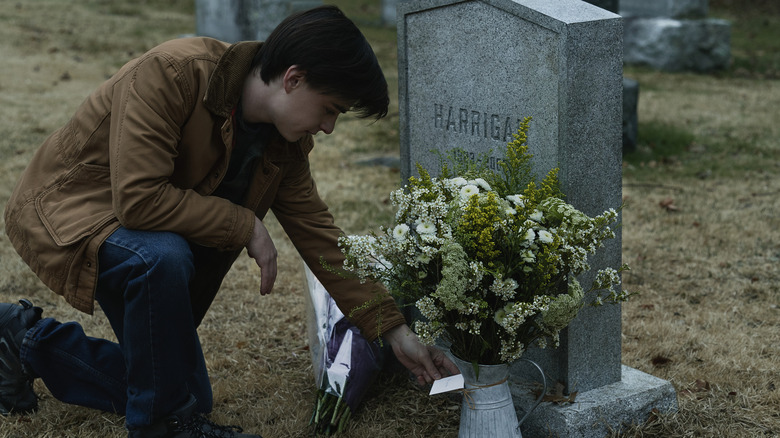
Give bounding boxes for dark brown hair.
[252,5,389,120]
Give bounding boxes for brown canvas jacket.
[4,37,403,341]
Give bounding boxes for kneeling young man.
[1,6,456,437]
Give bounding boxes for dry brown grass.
[1,1,778,437]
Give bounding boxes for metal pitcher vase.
[452,355,545,438]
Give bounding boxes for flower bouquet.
[338,117,631,366]
[305,266,391,436]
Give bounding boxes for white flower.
[448,177,468,186]
[490,277,518,300]
[460,184,479,200]
[420,233,440,244]
[393,224,410,241]
[494,308,507,324]
[416,296,440,320]
[416,222,436,235]
[530,210,543,222]
[470,178,492,191]
[416,253,431,264]
[413,320,441,345]
[538,230,554,244]
[506,194,525,207]
[594,267,620,289]
[468,320,481,335]
[524,229,535,244]
[505,206,517,215]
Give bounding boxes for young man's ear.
[282,65,306,93]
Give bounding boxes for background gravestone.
[582,0,640,152]
[621,0,731,72]
[381,0,404,26]
[397,1,676,436]
[622,77,639,151]
[195,0,321,43]
[621,0,708,18]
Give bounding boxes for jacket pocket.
[35,163,115,246]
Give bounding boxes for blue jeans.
[20,227,213,430]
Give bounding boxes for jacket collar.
[203,41,261,118]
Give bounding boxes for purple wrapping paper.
[324,318,387,412]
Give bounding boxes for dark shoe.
[0,299,42,415]
[129,395,262,438]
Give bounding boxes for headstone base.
[510,365,678,438]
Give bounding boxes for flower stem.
[337,408,352,434]
[330,393,343,426]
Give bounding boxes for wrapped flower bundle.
[306,267,391,435]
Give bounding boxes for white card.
[429,374,464,395]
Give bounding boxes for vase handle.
[516,358,547,427]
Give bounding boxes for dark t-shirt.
[212,102,269,205]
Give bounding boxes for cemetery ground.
[0,0,777,437]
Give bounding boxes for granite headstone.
[397,1,676,436]
[399,0,623,395]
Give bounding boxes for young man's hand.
[246,217,278,295]
[385,324,459,385]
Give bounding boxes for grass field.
[1,1,778,437]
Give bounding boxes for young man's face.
[242,66,351,142]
